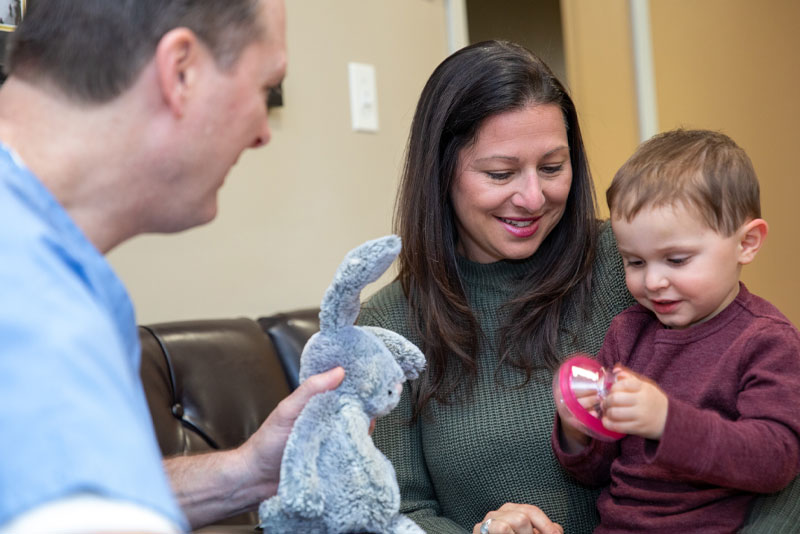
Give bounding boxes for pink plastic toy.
[552,354,625,441]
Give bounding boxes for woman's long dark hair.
[395,41,598,421]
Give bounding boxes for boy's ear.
[154,28,202,118]
[738,218,768,265]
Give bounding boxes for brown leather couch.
[139,309,320,533]
[139,310,800,534]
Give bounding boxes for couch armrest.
[139,318,291,458]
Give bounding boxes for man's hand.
[602,366,668,440]
[165,366,345,528]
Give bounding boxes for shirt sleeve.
[648,324,800,493]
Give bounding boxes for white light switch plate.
[348,62,379,132]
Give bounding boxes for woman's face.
[450,103,572,263]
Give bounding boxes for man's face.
[167,0,287,231]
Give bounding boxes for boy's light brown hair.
[606,129,761,236]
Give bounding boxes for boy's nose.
[644,268,669,292]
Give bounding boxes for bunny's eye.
[388,390,393,396]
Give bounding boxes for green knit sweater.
[359,222,800,534]
[358,223,632,534]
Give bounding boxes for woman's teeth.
[500,217,533,228]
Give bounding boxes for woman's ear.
[154,27,201,118]
[738,218,769,265]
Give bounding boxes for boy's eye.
[667,257,689,265]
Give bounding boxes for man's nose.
[251,116,272,148]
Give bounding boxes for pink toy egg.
[553,355,624,441]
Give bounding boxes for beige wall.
[108,0,449,324]
[562,0,800,326]
[650,0,800,326]
[111,0,799,327]
[560,0,639,210]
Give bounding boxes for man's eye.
[266,85,283,109]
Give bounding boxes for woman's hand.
[557,413,591,454]
[473,503,564,534]
[602,365,668,440]
[557,387,599,452]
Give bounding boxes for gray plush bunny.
[259,235,426,534]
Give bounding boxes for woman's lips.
[498,216,540,238]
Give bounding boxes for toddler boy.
[552,129,800,532]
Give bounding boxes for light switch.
[348,62,379,132]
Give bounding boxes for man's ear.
[154,28,202,117]
[738,218,768,265]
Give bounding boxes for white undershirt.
[0,494,182,534]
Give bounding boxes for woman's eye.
[486,171,512,180]
[540,164,563,175]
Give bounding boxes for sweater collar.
[455,253,538,288]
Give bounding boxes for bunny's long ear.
[319,235,401,332]
[363,326,426,380]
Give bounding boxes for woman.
[357,40,632,534]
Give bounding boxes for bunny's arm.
[362,326,426,380]
[277,390,338,516]
[341,400,393,479]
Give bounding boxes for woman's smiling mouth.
[498,216,540,237]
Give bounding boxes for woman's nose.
[511,173,545,211]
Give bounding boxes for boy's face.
[611,203,744,329]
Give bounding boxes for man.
[0,0,343,532]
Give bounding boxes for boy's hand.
[602,366,668,440]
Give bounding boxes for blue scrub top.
[0,144,187,530]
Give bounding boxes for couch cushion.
[257,308,320,390]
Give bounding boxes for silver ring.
[480,518,493,534]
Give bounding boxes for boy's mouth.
[651,299,679,314]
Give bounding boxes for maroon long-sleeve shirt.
[553,283,800,533]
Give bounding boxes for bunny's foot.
[387,514,425,534]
